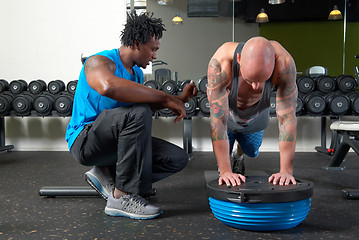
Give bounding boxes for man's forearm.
[278,117,297,174]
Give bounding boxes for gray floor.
[0,150,359,240]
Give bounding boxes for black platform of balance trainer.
[205,170,314,231]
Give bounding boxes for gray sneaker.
[105,193,162,220]
[231,153,245,175]
[85,166,115,200]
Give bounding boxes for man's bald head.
[240,37,275,88]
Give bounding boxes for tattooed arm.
[207,47,246,186]
[268,42,298,185]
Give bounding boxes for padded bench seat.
[328,120,359,199]
[330,121,359,132]
[328,121,359,168]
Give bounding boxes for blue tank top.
[65,48,144,150]
[227,43,275,134]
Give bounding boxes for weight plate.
[55,95,73,116]
[352,97,359,114]
[184,98,196,115]
[180,79,192,92]
[297,76,315,94]
[199,96,210,116]
[12,95,32,115]
[337,75,357,93]
[144,80,161,90]
[67,80,78,94]
[0,79,9,93]
[306,95,326,115]
[198,76,208,94]
[296,96,304,114]
[10,80,27,94]
[49,80,65,95]
[29,80,46,95]
[162,80,177,95]
[158,108,173,117]
[316,75,335,93]
[0,94,12,115]
[328,95,349,115]
[34,96,53,115]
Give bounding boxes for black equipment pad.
[207,176,313,204]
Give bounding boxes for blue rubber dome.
[206,175,313,231]
[209,197,311,231]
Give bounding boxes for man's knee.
[131,104,152,120]
[160,150,189,173]
[243,148,259,158]
[107,104,152,129]
[107,103,152,120]
[172,150,189,171]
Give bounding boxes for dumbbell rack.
[0,117,14,152]
[0,110,72,154]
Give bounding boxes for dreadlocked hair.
[120,11,166,47]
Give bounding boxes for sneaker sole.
[85,174,109,200]
[104,206,162,220]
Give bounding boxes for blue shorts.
[228,130,264,158]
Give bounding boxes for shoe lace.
[123,194,148,213]
[130,194,147,206]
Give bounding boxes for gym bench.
[327,121,359,199]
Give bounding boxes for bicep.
[275,58,298,116]
[85,55,117,94]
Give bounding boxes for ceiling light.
[172,13,183,25]
[256,8,269,23]
[269,0,285,4]
[328,5,343,20]
[157,0,172,5]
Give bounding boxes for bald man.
[207,36,297,186]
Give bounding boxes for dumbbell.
[162,80,178,95]
[54,92,73,116]
[316,75,336,93]
[296,95,305,116]
[12,91,34,116]
[0,92,13,116]
[67,80,78,95]
[34,92,55,116]
[336,74,357,93]
[158,108,173,117]
[269,92,276,116]
[144,80,161,90]
[346,92,359,115]
[198,76,208,94]
[29,79,47,95]
[198,95,210,116]
[184,98,197,116]
[0,79,9,93]
[303,92,326,116]
[10,79,28,95]
[296,76,315,94]
[48,80,65,95]
[180,79,192,92]
[324,92,350,116]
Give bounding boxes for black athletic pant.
[70,104,189,195]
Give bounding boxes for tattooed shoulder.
[207,58,229,89]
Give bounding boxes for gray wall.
[146,0,259,82]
